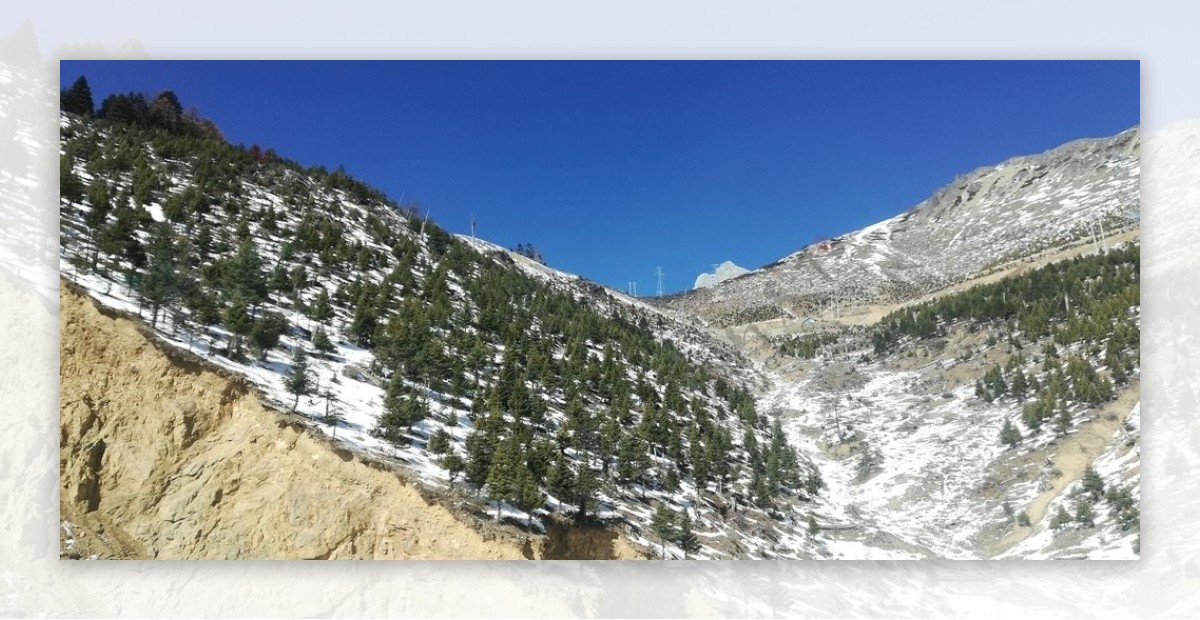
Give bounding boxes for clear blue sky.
[61,60,1139,294]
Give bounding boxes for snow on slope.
[660,128,1140,325]
[756,336,1139,560]
[58,113,830,559]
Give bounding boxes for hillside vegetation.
[58,82,824,559]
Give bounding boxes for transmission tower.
[470,214,477,240]
[655,266,664,297]
[628,281,638,296]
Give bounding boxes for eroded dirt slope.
[60,283,641,560]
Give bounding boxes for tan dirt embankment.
[59,283,641,560]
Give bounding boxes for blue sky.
[61,60,1139,294]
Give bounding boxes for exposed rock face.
[659,128,1140,326]
[693,261,750,290]
[59,284,642,560]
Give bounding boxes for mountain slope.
[56,86,1140,561]
[58,104,825,559]
[658,128,1139,327]
[651,129,1142,559]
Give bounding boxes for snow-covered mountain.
[659,128,1140,327]
[694,261,750,290]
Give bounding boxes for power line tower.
[628,281,638,296]
[655,266,664,297]
[470,214,477,240]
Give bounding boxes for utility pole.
[470,214,477,240]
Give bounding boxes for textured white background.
[2,2,1198,617]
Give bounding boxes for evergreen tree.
[752,467,773,507]
[1050,505,1073,530]
[515,468,546,530]
[1074,501,1096,528]
[60,155,85,204]
[149,90,184,132]
[546,452,576,508]
[378,377,427,437]
[285,346,311,412]
[140,222,180,328]
[663,467,680,494]
[1010,369,1028,401]
[223,296,253,358]
[223,239,268,308]
[651,503,678,559]
[442,454,466,486]
[311,326,336,356]
[574,460,599,519]
[61,75,94,116]
[464,430,494,489]
[1000,419,1023,449]
[310,287,334,322]
[427,428,452,455]
[251,311,288,360]
[1081,466,1105,502]
[1053,406,1072,437]
[676,512,700,558]
[486,436,526,520]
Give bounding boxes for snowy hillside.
[655,128,1142,560]
[58,107,833,560]
[659,128,1139,326]
[56,82,1140,561]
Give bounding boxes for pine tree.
[676,512,700,558]
[1074,501,1096,528]
[1054,406,1072,437]
[574,459,599,519]
[223,296,253,358]
[486,436,530,521]
[310,288,334,322]
[427,428,452,455]
[546,452,576,508]
[140,222,180,328]
[651,503,678,559]
[311,326,336,356]
[752,467,773,507]
[60,155,84,204]
[1050,505,1073,530]
[61,75,94,116]
[379,377,427,437]
[807,513,820,537]
[285,346,311,412]
[663,467,680,494]
[442,454,466,486]
[1081,466,1105,502]
[464,430,494,489]
[515,468,546,530]
[1010,369,1028,401]
[1000,419,1022,450]
[224,238,268,308]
